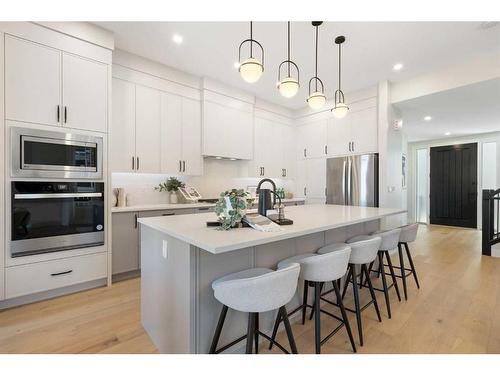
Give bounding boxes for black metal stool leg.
[280,306,298,354]
[378,252,392,319]
[246,312,255,354]
[385,251,401,301]
[254,313,259,354]
[363,264,382,322]
[301,280,309,324]
[269,308,282,350]
[351,264,363,346]
[398,243,408,300]
[309,282,324,321]
[404,242,420,289]
[314,282,321,354]
[342,265,352,300]
[333,280,357,353]
[209,305,228,354]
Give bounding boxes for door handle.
[134,214,138,228]
[304,187,307,196]
[262,167,265,175]
[179,160,182,172]
[57,105,60,123]
[64,106,68,123]
[132,156,135,170]
[325,145,328,155]
[136,157,140,171]
[182,160,186,172]
[348,142,351,152]
[352,141,355,152]
[51,270,73,277]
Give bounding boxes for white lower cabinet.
[5,252,107,299]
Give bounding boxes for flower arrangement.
[215,189,254,230]
[155,177,185,193]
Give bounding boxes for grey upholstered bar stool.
[396,223,420,300]
[269,243,356,354]
[209,263,300,354]
[365,228,402,319]
[337,236,382,346]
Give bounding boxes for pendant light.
[277,22,300,98]
[307,21,326,109]
[238,21,264,83]
[331,35,349,118]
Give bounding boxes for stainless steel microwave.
[11,127,103,179]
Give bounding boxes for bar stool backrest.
[212,263,300,313]
[346,236,382,264]
[399,223,419,243]
[371,228,401,251]
[300,247,351,282]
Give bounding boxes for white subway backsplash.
[112,159,296,206]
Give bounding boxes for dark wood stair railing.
[482,188,500,256]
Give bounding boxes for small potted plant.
[155,177,185,204]
[215,189,253,230]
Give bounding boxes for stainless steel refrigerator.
[326,153,379,207]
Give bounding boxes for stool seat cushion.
[212,268,273,288]
[399,223,419,243]
[277,253,316,270]
[316,242,351,254]
[371,228,401,251]
[212,263,300,313]
[345,235,382,265]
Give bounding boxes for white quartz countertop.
[111,198,305,213]
[138,204,406,254]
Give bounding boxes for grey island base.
[138,204,406,354]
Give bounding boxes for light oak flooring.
[1,224,499,354]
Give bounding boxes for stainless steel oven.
[11,181,105,257]
[11,127,103,179]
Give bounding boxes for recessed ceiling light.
[424,116,432,121]
[233,62,240,69]
[393,63,404,71]
[445,132,451,136]
[172,34,183,44]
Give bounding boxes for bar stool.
[396,223,420,300]
[209,263,300,354]
[269,244,356,354]
[365,228,402,319]
[338,236,382,346]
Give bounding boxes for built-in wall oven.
[11,181,105,257]
[11,127,103,179]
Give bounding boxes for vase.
[170,191,178,204]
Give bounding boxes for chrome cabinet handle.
[51,270,73,277]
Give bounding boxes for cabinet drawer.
[5,252,107,299]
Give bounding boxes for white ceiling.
[96,22,500,110]
[394,78,500,142]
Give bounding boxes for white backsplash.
[112,158,296,206]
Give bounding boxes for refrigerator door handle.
[346,157,352,205]
[342,159,347,205]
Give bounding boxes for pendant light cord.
[250,21,253,58]
[315,25,318,91]
[287,21,291,77]
[338,42,342,92]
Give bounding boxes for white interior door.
[62,53,108,132]
[160,92,183,174]
[181,97,203,175]
[135,85,161,173]
[110,78,136,172]
[5,36,61,126]
[350,106,378,154]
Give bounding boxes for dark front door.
[430,143,478,228]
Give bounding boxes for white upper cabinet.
[181,97,203,175]
[280,124,296,178]
[349,106,378,154]
[110,78,136,173]
[5,36,61,126]
[326,115,350,156]
[135,85,161,173]
[160,92,183,174]
[5,35,108,133]
[203,92,253,160]
[297,119,328,159]
[62,53,108,133]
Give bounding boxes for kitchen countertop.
[111,198,306,213]
[138,204,406,254]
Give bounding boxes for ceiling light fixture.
[172,34,183,44]
[277,22,300,98]
[393,63,404,71]
[238,21,264,83]
[424,116,432,121]
[331,35,349,118]
[307,21,326,110]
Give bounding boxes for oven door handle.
[14,193,103,199]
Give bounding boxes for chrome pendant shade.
[307,21,326,109]
[277,22,300,98]
[238,21,264,83]
[331,35,349,118]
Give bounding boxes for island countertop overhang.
[137,204,407,254]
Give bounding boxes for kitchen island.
[138,204,406,353]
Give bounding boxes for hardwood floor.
[1,224,499,354]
